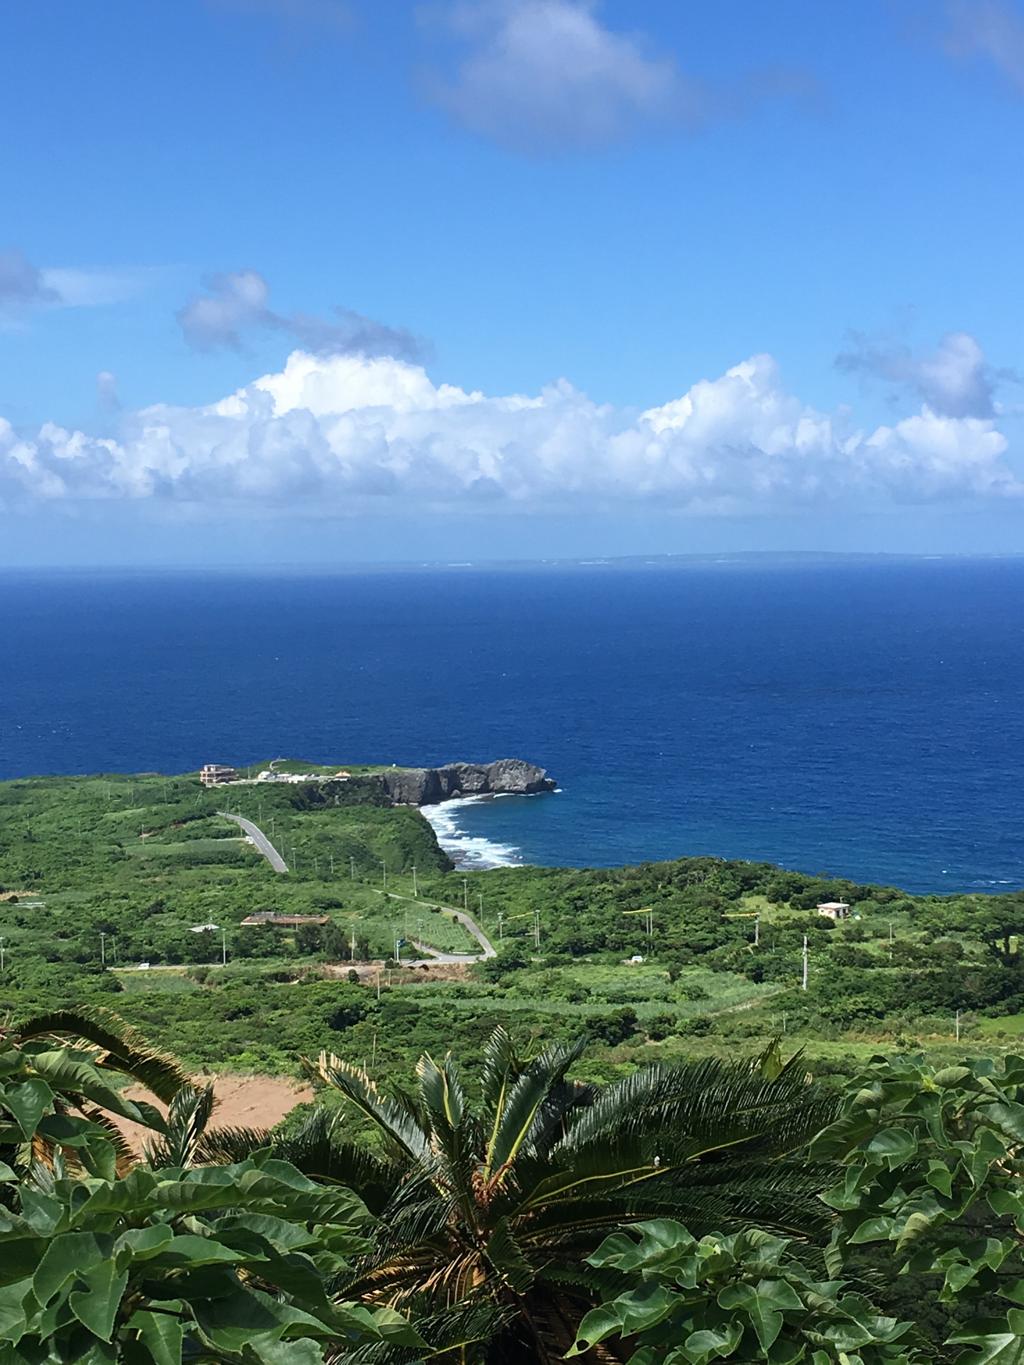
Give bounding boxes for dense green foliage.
[0,1017,423,1364]
[281,1031,835,1360]
[4,761,1024,1087]
[571,1221,917,1363]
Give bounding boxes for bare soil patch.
[116,1072,314,1155]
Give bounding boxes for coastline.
[420,795,527,870]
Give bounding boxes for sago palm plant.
[289,1028,838,1363]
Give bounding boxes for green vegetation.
[6,1011,1024,1361]
[4,762,1024,1086]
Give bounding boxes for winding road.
[371,889,497,962]
[218,812,289,873]
[215,813,492,962]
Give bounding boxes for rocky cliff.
[379,759,556,806]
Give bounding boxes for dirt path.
[116,1072,313,1154]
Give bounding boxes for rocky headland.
[378,759,556,806]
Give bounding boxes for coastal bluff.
[378,759,556,806]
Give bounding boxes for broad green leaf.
[3,1078,52,1138]
[985,1102,1024,1145]
[250,1335,325,1365]
[130,1310,184,1365]
[69,1260,129,1342]
[115,1225,175,1262]
[684,1321,744,1361]
[945,1331,1022,1365]
[571,1302,628,1352]
[33,1233,107,1306]
[0,1280,31,1344]
[147,1234,246,1268]
[865,1127,917,1167]
[848,1216,894,1244]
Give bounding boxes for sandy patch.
[117,1072,314,1155]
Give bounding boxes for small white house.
[817,901,851,921]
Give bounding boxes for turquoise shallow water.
[1,558,1022,893]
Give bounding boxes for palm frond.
[479,1024,520,1115]
[196,1123,273,1164]
[16,1006,190,1102]
[416,1053,479,1219]
[143,1083,215,1168]
[272,1108,400,1212]
[306,1052,431,1164]
[558,1054,835,1159]
[484,1036,588,1182]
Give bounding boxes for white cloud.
[177,269,423,360]
[836,331,999,418]
[943,0,1024,94]
[0,249,61,309]
[423,0,696,152]
[0,348,1018,515]
[177,270,271,351]
[96,371,120,411]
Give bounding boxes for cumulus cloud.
[422,0,701,152]
[177,271,271,350]
[96,371,120,411]
[0,248,61,309]
[835,331,1003,419]
[177,270,423,361]
[943,0,1024,93]
[0,348,1018,515]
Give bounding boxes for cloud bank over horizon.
[0,341,1018,519]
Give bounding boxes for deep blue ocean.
[1,559,1022,894]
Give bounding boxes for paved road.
[371,889,497,961]
[219,812,289,873]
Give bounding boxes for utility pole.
[222,930,227,966]
[330,853,335,876]
[350,923,357,959]
[0,938,5,973]
[754,914,760,948]
[382,860,388,890]
[801,935,809,992]
[463,879,469,912]
[534,908,541,949]
[889,921,894,962]
[100,932,106,967]
[955,1008,961,1042]
[498,912,504,941]
[412,865,418,898]
[478,890,484,921]
[350,856,356,880]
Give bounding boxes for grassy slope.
[2,762,1022,1084]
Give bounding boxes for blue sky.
[3,0,1024,564]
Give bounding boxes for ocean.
[1,558,1022,894]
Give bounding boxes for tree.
[290,1029,837,1363]
[0,1016,424,1363]
[810,1052,1024,1362]
[571,1220,917,1363]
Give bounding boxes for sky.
[2,0,1024,565]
